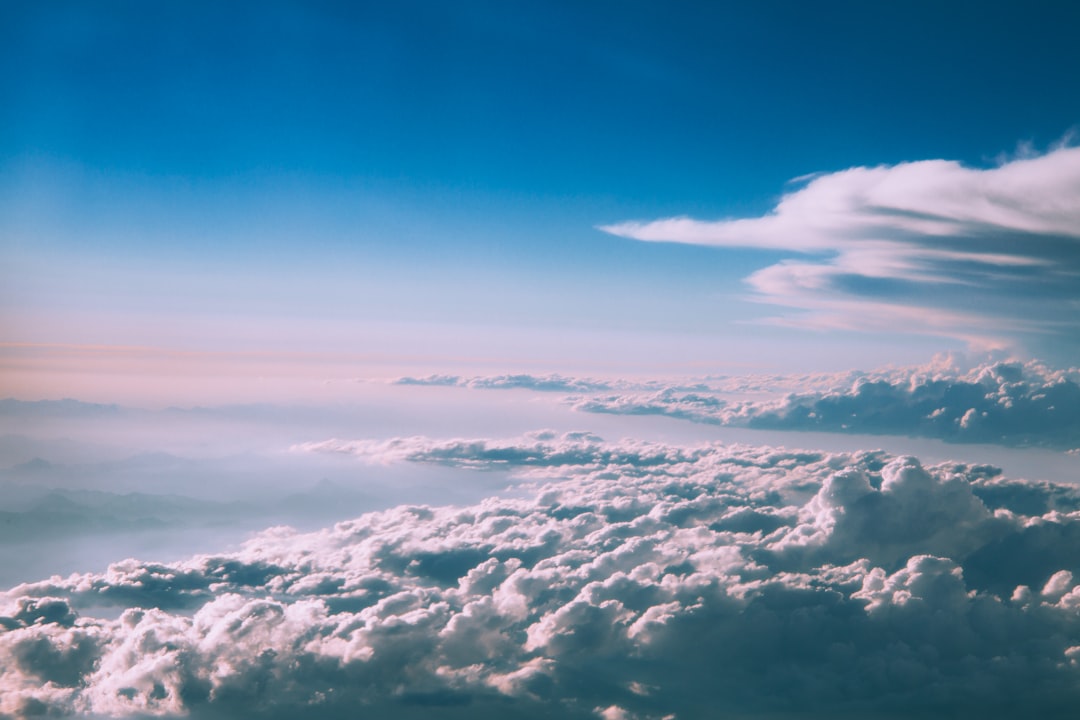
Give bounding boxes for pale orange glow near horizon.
[0,342,438,406]
[0,335,816,407]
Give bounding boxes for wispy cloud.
[392,374,622,392]
[600,145,1080,349]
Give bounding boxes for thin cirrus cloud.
[10,432,1080,717]
[599,144,1080,349]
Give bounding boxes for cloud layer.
[392,374,623,393]
[383,358,1080,450]
[8,432,1080,718]
[573,359,1080,449]
[601,145,1080,351]
[391,374,718,395]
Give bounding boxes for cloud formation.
[9,433,1080,718]
[600,145,1080,350]
[392,374,622,392]
[390,374,715,395]
[749,360,1080,447]
[573,359,1080,449]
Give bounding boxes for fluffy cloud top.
[573,359,1080,449]
[8,432,1080,718]
[382,358,1080,450]
[600,145,1080,350]
[749,360,1080,446]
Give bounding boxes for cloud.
[10,433,1080,717]
[379,356,1080,449]
[293,430,708,476]
[571,388,739,426]
[391,374,712,394]
[748,359,1080,447]
[572,358,1080,449]
[392,374,619,392]
[600,145,1080,351]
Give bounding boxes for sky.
[5,0,1080,401]
[3,2,1080,718]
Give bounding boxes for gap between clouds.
[600,144,1080,350]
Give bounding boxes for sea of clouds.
[6,430,1080,718]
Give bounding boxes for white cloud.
[601,146,1080,250]
[600,145,1080,350]
[571,358,1080,449]
[9,433,1080,717]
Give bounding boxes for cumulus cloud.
[10,432,1080,718]
[749,359,1080,446]
[600,145,1080,350]
[380,356,1080,449]
[573,358,1080,449]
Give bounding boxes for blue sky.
[5,0,1080,396]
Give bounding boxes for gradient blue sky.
[3,0,1080,401]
